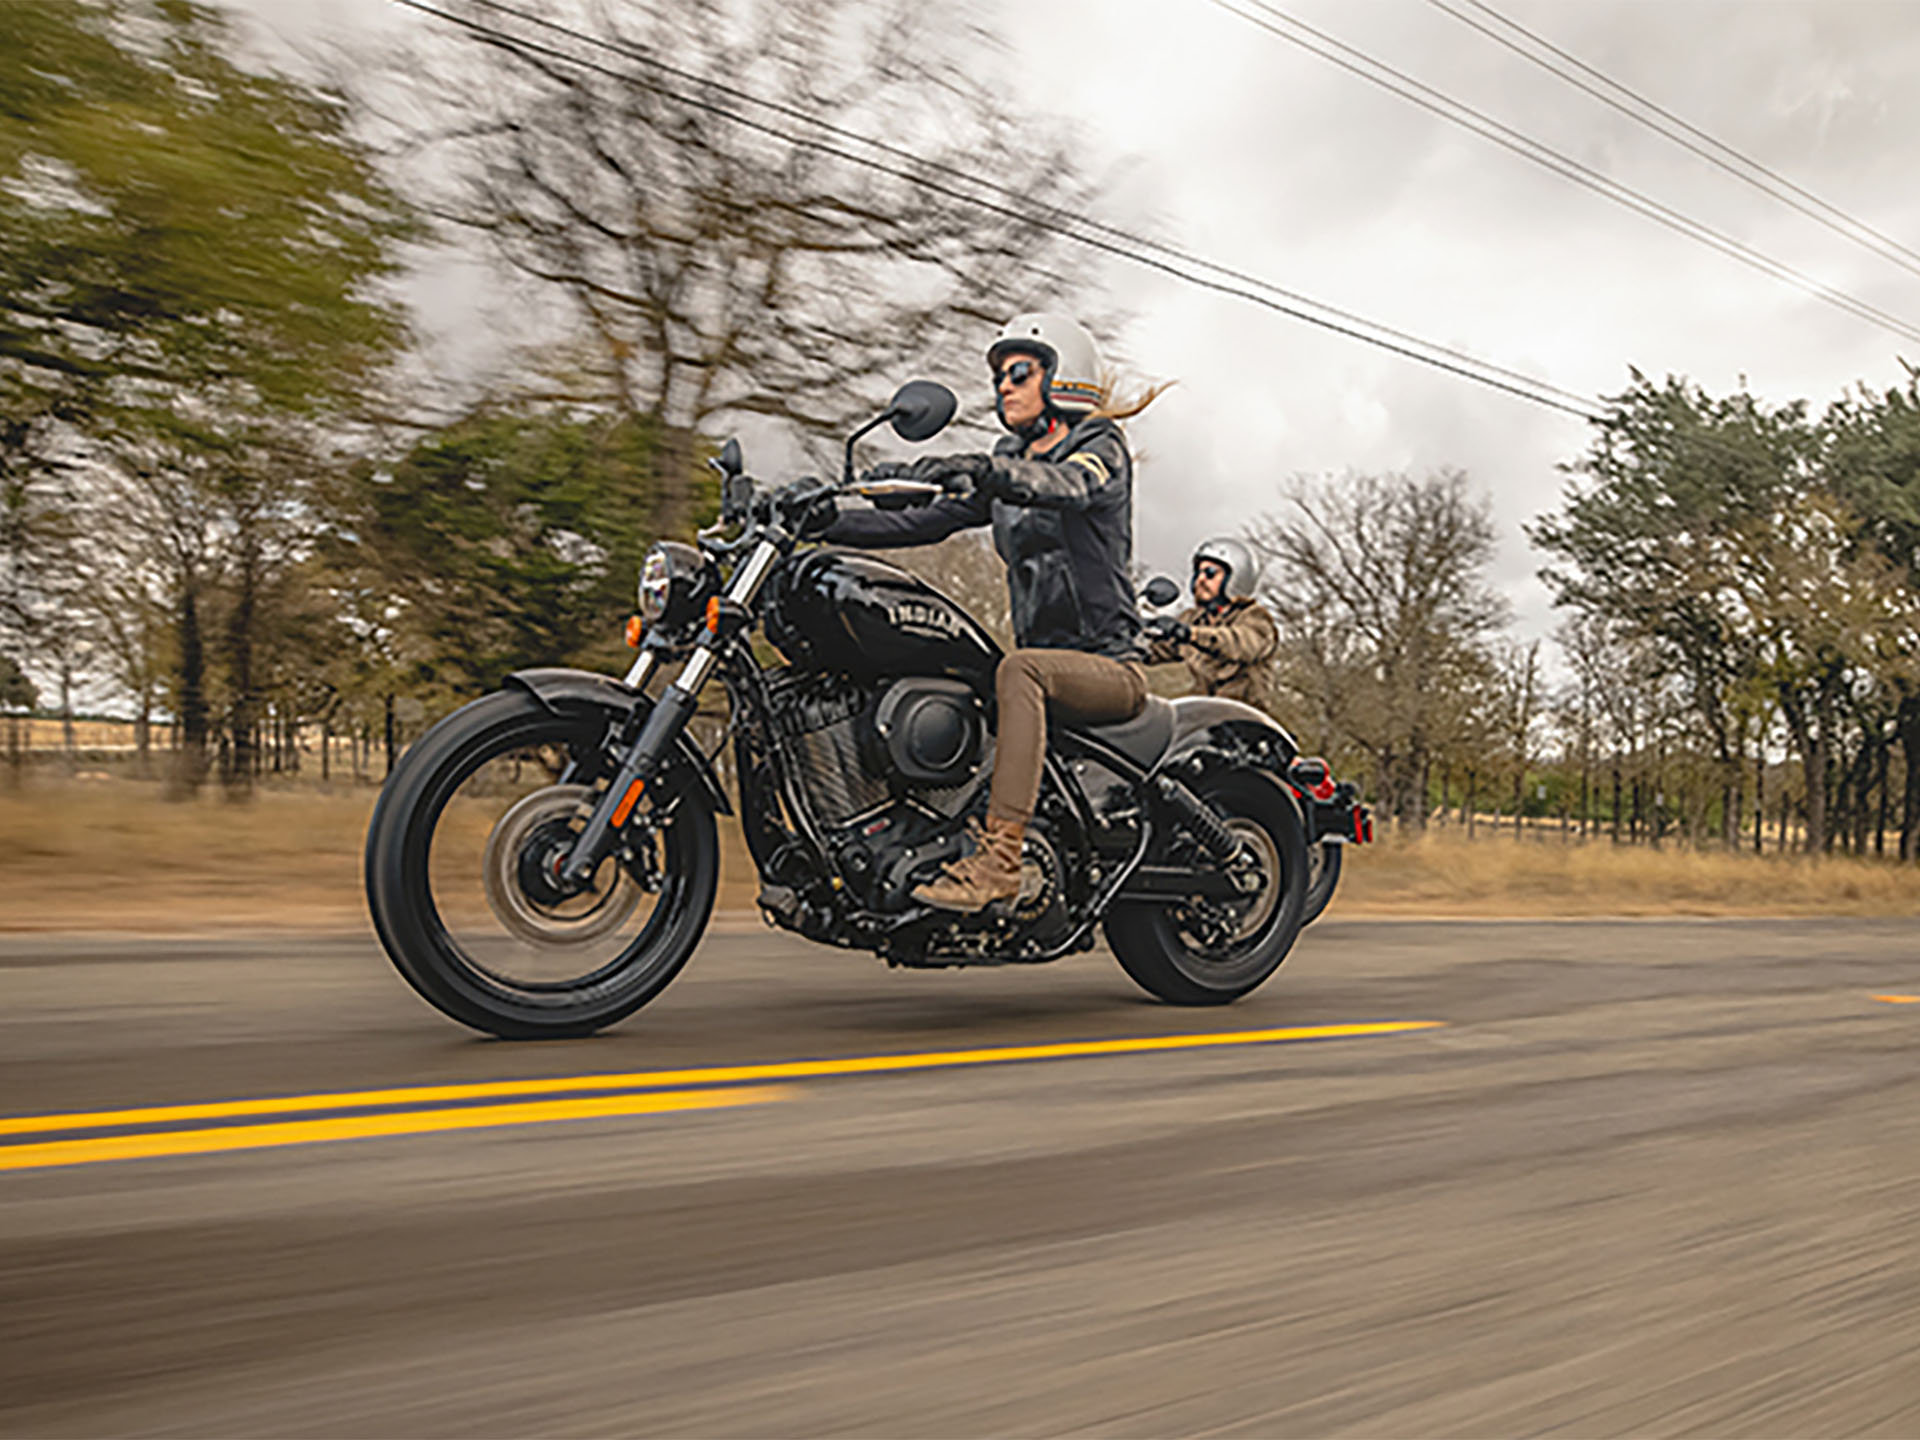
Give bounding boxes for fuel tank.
[764,548,1001,685]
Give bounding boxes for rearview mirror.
[887,380,957,443]
[1143,575,1181,608]
[709,437,743,478]
[722,472,754,522]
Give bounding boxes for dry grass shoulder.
[1,782,1914,934]
[1339,827,1920,917]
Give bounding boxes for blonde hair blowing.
[1090,371,1176,422]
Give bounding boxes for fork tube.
[561,539,782,887]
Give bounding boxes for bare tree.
[1252,469,1509,828]
[392,0,1104,534]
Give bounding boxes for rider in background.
[1144,537,1279,708]
[819,313,1164,913]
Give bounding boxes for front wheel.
[1103,770,1310,1006]
[365,689,718,1039]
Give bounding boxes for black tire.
[365,689,718,1039]
[1102,769,1310,1006]
[1302,840,1343,925]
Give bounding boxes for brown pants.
[989,648,1148,824]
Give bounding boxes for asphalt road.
[3,916,1918,1437]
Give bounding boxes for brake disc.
[481,784,643,948]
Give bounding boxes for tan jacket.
[1147,596,1279,706]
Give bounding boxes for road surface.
[3,917,1918,1437]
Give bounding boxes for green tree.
[1,0,419,793]
[1825,371,1920,857]
[1533,375,1811,846]
[337,404,711,698]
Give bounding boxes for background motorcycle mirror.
[709,437,743,478]
[886,380,957,442]
[1143,575,1181,609]
[721,471,754,522]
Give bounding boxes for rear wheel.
[1103,770,1309,1005]
[1302,839,1342,924]
[365,689,718,1039]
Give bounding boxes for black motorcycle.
[365,381,1369,1038]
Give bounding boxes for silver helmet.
[986,312,1104,422]
[1192,536,1261,599]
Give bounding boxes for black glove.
[907,452,997,492]
[860,461,913,483]
[1143,615,1191,645]
[795,489,839,539]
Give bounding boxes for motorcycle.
[365,380,1367,1039]
[1134,580,1372,927]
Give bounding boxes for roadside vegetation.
[7,777,1914,935]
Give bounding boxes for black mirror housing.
[887,380,957,443]
[1143,576,1181,609]
[722,472,754,521]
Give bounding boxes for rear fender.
[1158,696,1300,777]
[505,667,733,816]
[1153,696,1304,828]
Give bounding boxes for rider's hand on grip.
[906,452,995,494]
[793,487,839,539]
[1143,615,1190,644]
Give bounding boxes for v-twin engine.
[774,673,891,827]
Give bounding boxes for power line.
[392,0,1604,420]
[1204,0,1920,347]
[464,0,1584,408]
[1426,0,1920,283]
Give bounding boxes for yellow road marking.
[0,1086,791,1173]
[0,1022,1439,1139]
[1874,994,1920,1004]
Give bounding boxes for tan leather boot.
[913,816,1025,913]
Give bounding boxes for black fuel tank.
[764,549,1002,685]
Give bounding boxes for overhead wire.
[392,0,1604,420]
[1430,0,1920,282]
[1203,0,1920,347]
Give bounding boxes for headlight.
[638,549,672,623]
[636,541,717,631]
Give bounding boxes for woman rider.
[819,313,1160,912]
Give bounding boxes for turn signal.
[624,615,644,648]
[705,595,722,633]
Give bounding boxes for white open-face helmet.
[1193,537,1261,599]
[986,312,1104,421]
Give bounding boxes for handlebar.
[698,467,967,558]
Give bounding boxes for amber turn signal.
[624,615,644,648]
[705,595,722,633]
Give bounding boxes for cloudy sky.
[234,0,1920,639]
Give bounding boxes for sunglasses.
[995,358,1041,389]
[1195,562,1227,580]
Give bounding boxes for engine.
[766,670,992,911]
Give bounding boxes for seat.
[1069,695,1174,769]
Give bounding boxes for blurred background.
[5,0,1920,930]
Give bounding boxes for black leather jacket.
[822,417,1144,661]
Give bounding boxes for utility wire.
[1433,0,1920,281]
[393,0,1604,420]
[1205,0,1920,346]
[1429,0,1920,285]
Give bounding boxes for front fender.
[504,667,733,816]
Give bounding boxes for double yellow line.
[0,1021,1438,1173]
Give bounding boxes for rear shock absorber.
[1151,775,1241,861]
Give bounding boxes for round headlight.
[638,549,672,623]
[635,541,716,632]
